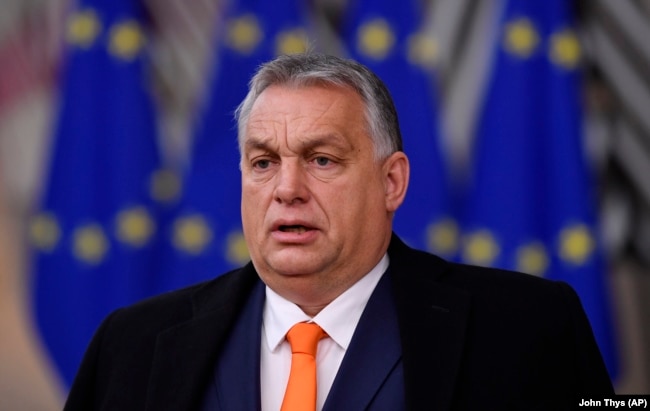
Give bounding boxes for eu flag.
[342,0,455,258]
[460,0,618,378]
[31,0,162,386]
[157,0,314,291]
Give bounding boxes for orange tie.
[280,322,326,411]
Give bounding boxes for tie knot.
[286,322,326,356]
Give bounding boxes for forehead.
[246,84,366,132]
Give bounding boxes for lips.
[279,225,309,234]
[271,220,318,243]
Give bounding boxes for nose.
[274,160,310,205]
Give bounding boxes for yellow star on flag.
[109,20,146,61]
[503,18,539,58]
[462,230,500,266]
[357,18,396,60]
[73,223,109,265]
[67,9,101,49]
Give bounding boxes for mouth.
[271,221,318,243]
[278,225,310,234]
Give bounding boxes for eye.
[314,156,331,167]
[253,159,271,169]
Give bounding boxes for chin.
[270,261,322,277]
[264,247,323,275]
[265,251,326,277]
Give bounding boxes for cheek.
[241,185,266,224]
[242,178,270,201]
[324,178,384,223]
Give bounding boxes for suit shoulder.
[106,265,254,333]
[392,234,556,283]
[389,235,572,306]
[445,260,564,292]
[439,258,576,313]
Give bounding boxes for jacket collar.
[388,234,471,410]
[144,263,260,411]
[323,270,402,410]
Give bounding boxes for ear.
[383,151,409,213]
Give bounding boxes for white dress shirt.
[260,254,389,411]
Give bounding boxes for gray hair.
[234,53,403,160]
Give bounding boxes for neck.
[298,303,327,317]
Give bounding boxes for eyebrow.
[244,137,272,152]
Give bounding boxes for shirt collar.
[263,254,389,352]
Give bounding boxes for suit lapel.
[144,264,260,411]
[323,272,402,411]
[210,280,265,410]
[389,235,471,411]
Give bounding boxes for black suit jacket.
[65,234,614,410]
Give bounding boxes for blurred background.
[1,0,649,408]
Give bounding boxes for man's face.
[240,84,407,311]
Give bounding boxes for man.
[65,53,614,410]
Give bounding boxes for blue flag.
[157,0,314,291]
[460,0,618,378]
[31,0,162,386]
[342,0,455,257]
